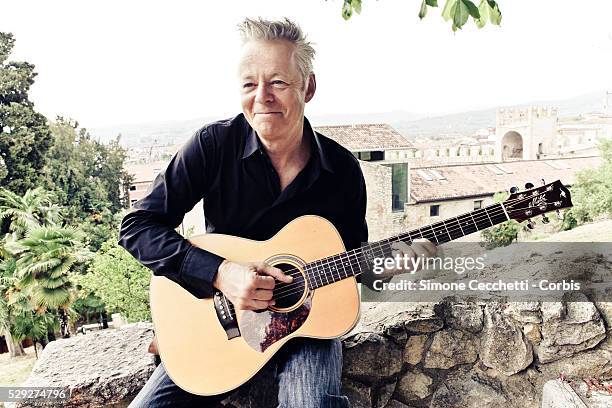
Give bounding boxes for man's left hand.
[377,238,437,278]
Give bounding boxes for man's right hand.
[213,260,293,311]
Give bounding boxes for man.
[119,17,434,408]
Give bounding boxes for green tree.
[340,0,502,31]
[0,258,26,357]
[0,187,105,349]
[43,119,131,227]
[72,291,106,326]
[6,281,58,358]
[0,187,60,236]
[6,227,91,314]
[480,192,521,249]
[562,139,612,229]
[76,240,151,323]
[80,208,126,252]
[97,137,133,213]
[0,32,53,194]
[0,187,66,351]
[0,256,57,357]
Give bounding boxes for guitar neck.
[304,202,510,290]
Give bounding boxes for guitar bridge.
[213,291,241,340]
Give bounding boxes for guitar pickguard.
[240,297,312,352]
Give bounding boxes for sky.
[1,0,612,128]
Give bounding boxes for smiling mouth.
[255,112,281,115]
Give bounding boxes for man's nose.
[254,83,273,104]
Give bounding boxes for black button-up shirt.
[118,113,368,299]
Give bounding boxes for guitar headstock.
[504,180,573,223]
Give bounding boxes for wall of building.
[127,181,151,204]
[360,161,407,242]
[403,196,496,241]
[495,107,558,161]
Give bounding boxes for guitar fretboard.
[304,202,509,289]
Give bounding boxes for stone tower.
[495,106,558,162]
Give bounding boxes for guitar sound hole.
[272,263,306,310]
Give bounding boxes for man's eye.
[271,80,287,86]
[242,83,255,89]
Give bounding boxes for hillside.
[89,90,609,146]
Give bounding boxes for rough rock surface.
[402,334,428,365]
[480,305,533,375]
[429,370,507,408]
[541,379,612,408]
[395,368,432,400]
[423,328,478,369]
[383,401,417,408]
[343,332,403,382]
[441,302,483,333]
[16,323,155,407]
[429,364,540,408]
[538,297,606,363]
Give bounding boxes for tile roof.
[314,123,413,151]
[126,161,168,183]
[409,156,602,203]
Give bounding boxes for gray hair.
[238,17,315,85]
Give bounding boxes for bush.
[76,240,151,322]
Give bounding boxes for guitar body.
[150,215,360,396]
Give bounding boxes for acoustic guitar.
[150,179,572,395]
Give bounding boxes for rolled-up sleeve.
[118,128,224,299]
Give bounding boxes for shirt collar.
[241,116,333,174]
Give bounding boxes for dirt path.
[0,346,37,386]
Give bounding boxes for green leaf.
[464,0,480,19]
[487,0,502,25]
[476,0,502,28]
[342,0,353,20]
[452,0,470,31]
[476,0,489,28]
[351,0,362,15]
[442,0,458,21]
[419,0,429,19]
[426,0,438,6]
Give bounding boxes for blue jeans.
[129,338,350,408]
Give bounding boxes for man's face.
[238,39,315,141]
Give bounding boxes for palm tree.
[0,258,25,357]
[6,227,91,337]
[1,257,61,357]
[0,187,73,347]
[0,187,61,236]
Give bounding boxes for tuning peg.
[556,210,563,220]
[509,186,519,194]
[525,182,534,189]
[541,214,549,224]
[540,178,546,186]
[526,220,535,229]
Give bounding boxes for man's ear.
[305,73,316,103]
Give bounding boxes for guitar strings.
[269,193,556,300]
[270,199,548,300]
[270,193,533,288]
[270,213,521,300]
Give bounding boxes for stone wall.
[17,301,611,408]
[336,300,611,408]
